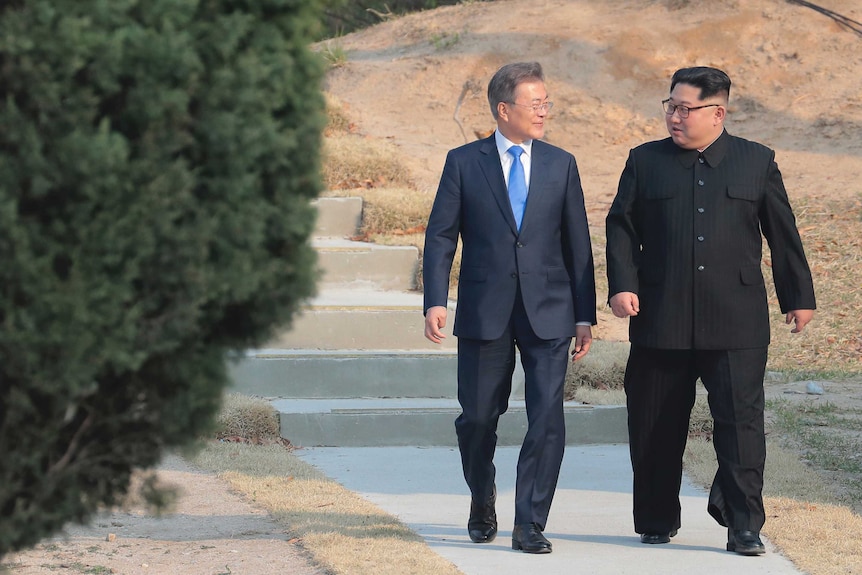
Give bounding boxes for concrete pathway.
[297,444,803,575]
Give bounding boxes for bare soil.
[3,1,861,573]
[1,456,326,575]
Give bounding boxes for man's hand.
[424,305,448,343]
[571,325,593,362]
[786,309,814,333]
[609,292,639,318]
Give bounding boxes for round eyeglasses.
[662,98,720,119]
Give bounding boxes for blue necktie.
[507,145,527,230]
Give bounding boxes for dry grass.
[765,195,862,377]
[684,438,862,575]
[214,393,281,442]
[322,135,413,191]
[193,443,462,575]
[764,497,862,575]
[565,340,629,397]
[321,186,433,237]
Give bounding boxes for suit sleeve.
[422,150,461,314]
[562,154,597,325]
[759,153,817,312]
[605,150,641,299]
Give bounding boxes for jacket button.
[516,242,524,248]
[698,179,704,186]
[697,207,705,213]
[511,273,517,278]
[697,265,705,271]
[697,236,704,241]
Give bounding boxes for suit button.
[697,207,705,213]
[697,236,704,241]
[698,179,704,186]
[511,273,517,278]
[697,265,705,271]
[516,242,524,248]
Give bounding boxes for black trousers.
[455,291,570,530]
[624,345,768,534]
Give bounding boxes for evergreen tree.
[0,0,323,556]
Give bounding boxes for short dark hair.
[670,66,731,101]
[488,62,544,120]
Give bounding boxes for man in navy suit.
[606,66,816,555]
[423,61,597,554]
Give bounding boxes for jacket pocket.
[740,265,764,286]
[727,185,759,202]
[547,266,570,282]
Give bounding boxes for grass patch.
[322,135,413,191]
[319,38,348,68]
[193,443,462,575]
[767,397,862,509]
[764,195,862,375]
[215,393,280,443]
[565,340,629,391]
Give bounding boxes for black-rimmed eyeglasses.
[662,98,720,119]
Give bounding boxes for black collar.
[676,129,729,168]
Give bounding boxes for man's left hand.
[571,325,593,362]
[786,309,815,333]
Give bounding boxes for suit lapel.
[478,136,519,233]
[521,141,549,234]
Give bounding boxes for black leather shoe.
[639,529,678,544]
[512,523,552,554]
[467,488,497,543]
[727,529,765,555]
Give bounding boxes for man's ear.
[714,105,727,125]
[497,101,510,123]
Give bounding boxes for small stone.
[105,533,116,542]
[806,381,825,395]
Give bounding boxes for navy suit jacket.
[423,135,596,341]
[606,130,816,350]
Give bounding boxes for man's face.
[498,80,548,144]
[665,82,725,150]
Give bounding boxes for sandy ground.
[1,455,326,575]
[3,1,861,573]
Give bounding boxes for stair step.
[266,289,457,350]
[273,398,628,447]
[228,349,526,399]
[314,238,419,290]
[312,196,363,238]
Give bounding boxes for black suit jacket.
[606,130,816,350]
[424,135,596,340]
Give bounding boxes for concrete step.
[265,288,457,350]
[314,238,419,290]
[313,196,362,238]
[228,349,526,399]
[273,398,628,447]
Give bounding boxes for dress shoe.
[511,522,552,554]
[726,529,766,555]
[467,488,497,543]
[639,529,678,544]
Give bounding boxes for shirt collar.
[676,129,729,168]
[495,130,533,158]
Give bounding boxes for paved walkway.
[297,444,803,575]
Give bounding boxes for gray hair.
[487,62,544,120]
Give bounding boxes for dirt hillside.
[324,0,862,218]
[323,0,862,353]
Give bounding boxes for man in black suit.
[606,66,816,555]
[423,61,596,554]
